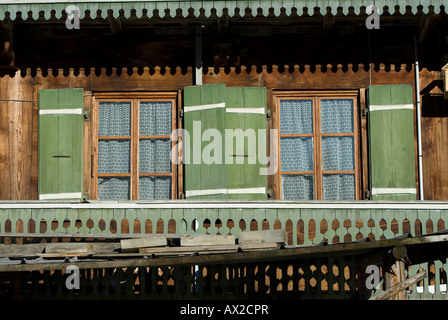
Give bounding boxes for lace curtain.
[321,99,355,200]
[280,98,355,200]
[280,100,315,200]
[139,101,172,200]
[97,101,172,200]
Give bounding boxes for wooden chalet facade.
[0,0,447,301]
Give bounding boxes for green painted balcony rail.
[0,200,448,243]
[0,200,447,299]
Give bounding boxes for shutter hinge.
[267,188,273,199]
[178,191,185,199]
[83,110,90,121]
[362,106,368,118]
[364,189,371,200]
[179,109,184,120]
[266,109,271,119]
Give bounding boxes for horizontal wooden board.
[238,229,288,245]
[45,242,95,254]
[120,237,168,252]
[180,234,235,246]
[138,243,279,255]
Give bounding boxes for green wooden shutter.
[184,83,227,199]
[367,84,416,200]
[38,88,84,200]
[183,84,268,199]
[225,87,268,199]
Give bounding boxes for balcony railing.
[0,200,447,299]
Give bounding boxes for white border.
[226,108,265,114]
[369,104,414,111]
[372,188,417,195]
[39,108,83,115]
[39,192,83,200]
[184,103,225,113]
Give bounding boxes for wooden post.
[385,260,407,300]
[372,269,426,300]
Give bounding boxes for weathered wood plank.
[239,229,288,244]
[138,242,278,254]
[120,237,168,252]
[180,234,235,246]
[45,242,95,254]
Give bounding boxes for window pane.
[281,175,314,200]
[322,174,355,200]
[320,99,354,133]
[98,102,131,136]
[139,139,172,173]
[140,101,172,136]
[280,137,314,172]
[280,100,313,134]
[321,136,354,171]
[98,177,130,200]
[139,176,172,200]
[98,140,131,174]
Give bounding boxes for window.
[93,93,178,200]
[275,91,360,200]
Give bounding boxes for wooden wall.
[0,64,432,200]
[0,73,33,199]
[420,68,448,200]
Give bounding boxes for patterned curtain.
[98,102,132,200]
[98,177,130,200]
[321,99,355,200]
[279,98,356,200]
[280,99,313,134]
[139,101,172,200]
[280,100,314,200]
[139,176,172,200]
[281,175,314,200]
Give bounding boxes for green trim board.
[367,84,416,200]
[38,88,84,200]
[0,1,443,20]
